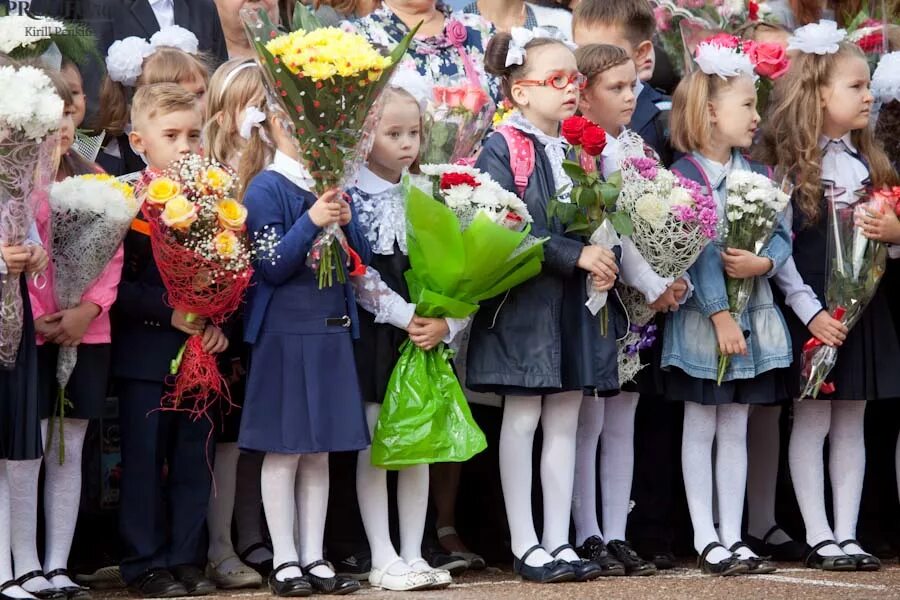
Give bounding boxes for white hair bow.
[106,25,200,86]
[787,20,846,55]
[505,27,576,68]
[694,43,757,80]
[239,106,268,141]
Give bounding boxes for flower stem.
[717,355,729,386]
[170,343,187,375]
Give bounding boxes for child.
[664,41,792,576]
[466,29,619,584]
[347,76,458,591]
[758,26,900,572]
[571,0,675,167]
[570,43,687,578]
[237,100,370,597]
[199,58,269,589]
[113,83,226,598]
[96,25,209,177]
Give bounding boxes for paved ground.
[97,563,900,600]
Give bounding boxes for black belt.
[326,316,352,328]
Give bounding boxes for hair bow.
[239,106,268,141]
[505,27,576,68]
[787,20,846,55]
[106,25,200,86]
[694,42,757,80]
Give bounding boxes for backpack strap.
[496,125,535,198]
[678,155,714,196]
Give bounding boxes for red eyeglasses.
[514,71,588,91]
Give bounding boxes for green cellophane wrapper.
[370,185,545,468]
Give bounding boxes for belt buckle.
[340,315,351,328]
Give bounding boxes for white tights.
[572,392,638,546]
[789,400,867,556]
[501,392,582,567]
[356,402,429,576]
[1,459,35,599]
[681,403,751,564]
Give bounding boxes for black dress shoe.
[550,545,602,582]
[44,570,92,600]
[128,569,188,598]
[170,565,215,597]
[697,543,749,576]
[728,542,776,574]
[575,536,626,576]
[606,540,657,576]
[15,572,66,600]
[302,561,359,595]
[650,552,676,570]
[512,545,576,584]
[838,540,882,572]
[803,540,857,572]
[267,562,312,597]
[239,543,274,578]
[745,526,806,562]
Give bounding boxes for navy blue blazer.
[630,85,676,168]
[242,171,372,345]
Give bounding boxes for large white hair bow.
[694,42,757,80]
[787,20,846,55]
[106,25,200,86]
[872,51,900,104]
[505,27,576,68]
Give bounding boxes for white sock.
[43,418,89,587]
[356,403,405,575]
[261,453,303,580]
[296,453,332,577]
[539,391,582,563]
[682,403,729,563]
[714,404,749,550]
[829,401,867,555]
[789,400,843,557]
[500,396,553,567]
[572,396,604,546]
[234,452,270,563]
[0,461,33,599]
[9,450,52,593]
[746,406,790,543]
[600,392,638,542]
[397,463,428,567]
[208,442,241,570]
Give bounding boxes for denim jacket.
[662,151,793,381]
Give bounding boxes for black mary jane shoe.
[44,570,91,600]
[2,580,25,600]
[804,540,857,572]
[512,545,576,584]
[697,543,749,577]
[268,562,312,597]
[745,526,806,562]
[575,536,626,577]
[302,561,360,595]
[606,540,657,576]
[839,540,882,572]
[728,543,776,574]
[550,545,602,582]
[15,572,66,600]
[239,542,274,578]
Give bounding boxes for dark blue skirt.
[665,367,784,406]
[38,343,111,420]
[239,282,370,455]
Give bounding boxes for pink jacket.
[27,185,125,346]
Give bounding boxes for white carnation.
[0,15,64,54]
[106,36,154,86]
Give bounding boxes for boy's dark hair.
[572,0,657,48]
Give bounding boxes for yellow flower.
[265,27,391,81]
[161,195,198,230]
[80,173,135,200]
[146,177,181,205]
[216,198,248,230]
[213,230,240,259]
[203,166,233,192]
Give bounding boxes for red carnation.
[440,172,480,189]
[561,115,588,146]
[748,1,759,21]
[581,125,607,157]
[857,31,884,54]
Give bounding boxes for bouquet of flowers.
[371,165,546,468]
[0,13,97,66]
[615,156,718,382]
[242,2,416,287]
[420,79,494,165]
[47,174,139,460]
[716,170,790,383]
[548,116,632,335]
[800,189,889,399]
[139,155,253,415]
[0,64,62,369]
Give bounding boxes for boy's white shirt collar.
[355,165,400,195]
[634,79,645,100]
[267,149,315,192]
[149,0,175,29]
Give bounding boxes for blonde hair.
[575,44,630,86]
[99,47,210,137]
[755,42,898,224]
[669,69,737,154]
[205,59,266,168]
[131,82,202,132]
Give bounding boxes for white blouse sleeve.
[352,268,416,331]
[619,236,672,303]
[771,205,823,325]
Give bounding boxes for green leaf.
[576,186,596,208]
[601,184,620,208]
[562,160,589,185]
[551,202,579,225]
[608,211,634,237]
[606,170,623,189]
[292,1,323,31]
[566,222,593,235]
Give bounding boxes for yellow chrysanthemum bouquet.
[242,2,418,287]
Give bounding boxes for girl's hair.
[43,67,97,177]
[575,43,630,87]
[98,47,210,137]
[755,41,898,224]
[788,0,822,26]
[204,58,266,167]
[669,69,743,153]
[483,31,571,103]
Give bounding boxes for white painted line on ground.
[755,574,887,591]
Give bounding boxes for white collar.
[149,0,173,7]
[818,132,857,153]
[356,166,401,195]
[634,79,645,99]
[267,150,315,192]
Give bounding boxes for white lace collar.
[352,166,406,256]
[267,150,315,192]
[506,111,572,202]
[818,133,868,204]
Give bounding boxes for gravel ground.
[95,563,900,600]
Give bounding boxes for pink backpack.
[496,126,535,198]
